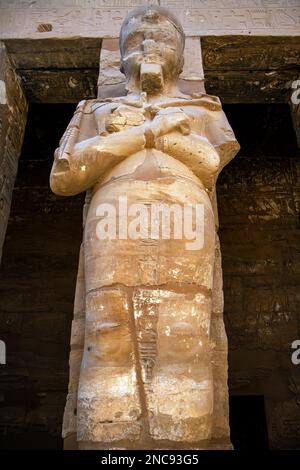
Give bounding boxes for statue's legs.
[133,287,214,444]
[77,150,216,448]
[77,285,142,445]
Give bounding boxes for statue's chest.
[93,102,147,134]
[93,101,205,135]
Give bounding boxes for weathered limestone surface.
[0,41,27,262]
[50,5,239,449]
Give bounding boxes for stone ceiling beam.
[2,35,298,104]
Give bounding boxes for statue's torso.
[82,97,217,292]
[87,96,220,193]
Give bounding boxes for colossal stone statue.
[50,6,240,450]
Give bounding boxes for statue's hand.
[170,112,191,136]
[150,112,191,139]
[53,147,71,171]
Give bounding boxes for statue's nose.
[141,38,157,53]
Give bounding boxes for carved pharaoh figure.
[50,6,240,449]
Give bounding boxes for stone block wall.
[219,103,300,449]
[0,104,83,449]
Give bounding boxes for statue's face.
[121,17,183,81]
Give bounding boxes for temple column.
[0,42,28,262]
[290,102,300,148]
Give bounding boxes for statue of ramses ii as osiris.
[50,5,240,450]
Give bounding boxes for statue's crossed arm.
[50,101,191,196]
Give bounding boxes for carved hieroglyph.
[1,0,300,38]
[50,6,240,449]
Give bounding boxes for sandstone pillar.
[290,102,300,148]
[0,42,28,262]
[58,6,239,449]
